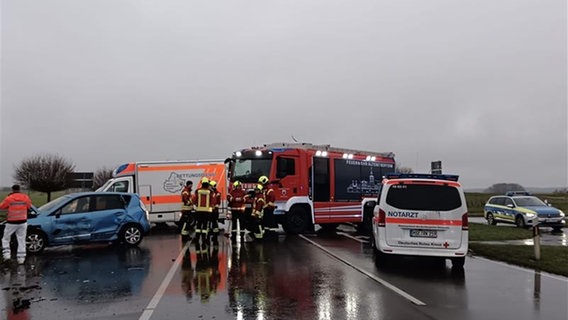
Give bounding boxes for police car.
[483,192,565,231]
[371,173,469,268]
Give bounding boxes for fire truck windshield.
[231,158,272,183]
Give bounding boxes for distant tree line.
[484,183,525,194]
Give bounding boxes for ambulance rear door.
[384,181,465,249]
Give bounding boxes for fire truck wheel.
[283,206,310,234]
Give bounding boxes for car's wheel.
[373,244,390,266]
[486,213,497,225]
[26,229,46,254]
[515,215,527,228]
[283,206,310,234]
[451,257,465,269]
[120,224,143,246]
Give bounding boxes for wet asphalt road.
[0,223,566,320]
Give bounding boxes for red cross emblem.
[443,242,449,248]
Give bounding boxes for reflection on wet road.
[151,235,432,320]
[0,225,566,320]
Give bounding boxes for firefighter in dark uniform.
[249,184,265,241]
[209,180,222,245]
[258,176,278,239]
[192,177,216,244]
[180,180,194,240]
[227,180,247,241]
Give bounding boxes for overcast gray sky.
[1,0,566,189]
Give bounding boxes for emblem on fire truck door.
[281,189,287,196]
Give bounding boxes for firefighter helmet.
[255,184,263,191]
[258,176,269,185]
[233,181,241,187]
[200,177,209,184]
[210,180,217,188]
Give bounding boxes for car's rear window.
[385,184,462,211]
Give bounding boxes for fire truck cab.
[226,142,396,234]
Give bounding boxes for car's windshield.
[38,195,72,212]
[513,197,547,207]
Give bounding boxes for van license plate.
[410,229,437,238]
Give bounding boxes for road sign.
[431,161,442,174]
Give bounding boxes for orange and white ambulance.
[98,160,228,226]
[371,173,469,268]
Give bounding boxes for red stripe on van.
[386,217,462,226]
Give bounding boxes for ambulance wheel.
[451,257,465,269]
[373,246,389,266]
[283,206,310,234]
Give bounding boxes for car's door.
[89,194,128,240]
[503,197,516,222]
[51,196,93,244]
[491,197,508,221]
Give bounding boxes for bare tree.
[92,166,114,190]
[13,153,75,202]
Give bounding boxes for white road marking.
[299,235,426,306]
[337,232,369,243]
[138,241,191,320]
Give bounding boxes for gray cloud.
[1,0,566,189]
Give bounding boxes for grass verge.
[469,223,568,277]
[468,223,533,241]
[468,243,568,277]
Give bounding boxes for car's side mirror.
[507,204,514,208]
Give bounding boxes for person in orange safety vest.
[192,178,216,244]
[0,185,32,264]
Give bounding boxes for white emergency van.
[371,173,469,268]
[97,160,228,226]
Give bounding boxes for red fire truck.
[225,142,396,234]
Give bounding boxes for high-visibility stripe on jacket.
[263,188,275,209]
[253,194,265,218]
[193,188,214,213]
[213,190,221,209]
[0,192,32,222]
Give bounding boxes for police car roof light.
[385,173,459,182]
[505,191,531,196]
